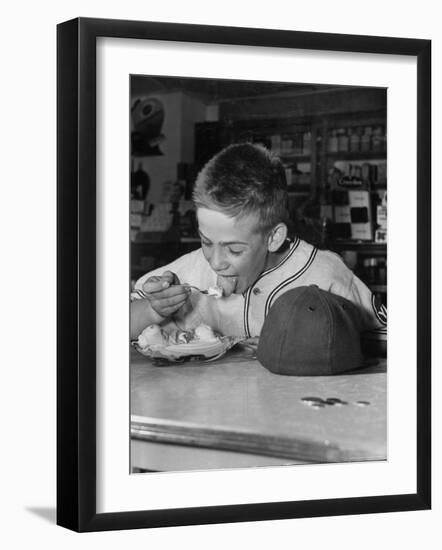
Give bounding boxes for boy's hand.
[142,271,190,320]
[241,337,260,352]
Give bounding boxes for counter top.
[130,346,386,470]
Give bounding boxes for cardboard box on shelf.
[331,190,373,241]
[334,205,351,223]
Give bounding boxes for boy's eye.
[228,248,244,256]
[200,238,243,255]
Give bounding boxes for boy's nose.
[209,247,229,272]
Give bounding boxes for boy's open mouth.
[216,275,238,297]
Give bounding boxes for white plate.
[163,339,225,358]
[134,336,242,361]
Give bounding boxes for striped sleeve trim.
[372,294,387,326]
[367,326,387,335]
[130,288,148,302]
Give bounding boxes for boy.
[130,143,386,340]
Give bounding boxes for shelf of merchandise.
[322,151,386,161]
[194,109,387,300]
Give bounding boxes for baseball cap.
[257,285,364,376]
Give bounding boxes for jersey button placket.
[248,286,264,337]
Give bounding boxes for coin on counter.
[301,396,325,404]
[324,397,349,406]
[310,402,326,409]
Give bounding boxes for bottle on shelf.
[281,137,294,155]
[293,133,304,155]
[302,131,312,155]
[270,134,282,154]
[328,130,339,153]
[362,257,378,286]
[349,127,361,153]
[361,163,371,185]
[337,128,349,152]
[371,126,385,153]
[318,183,333,248]
[377,260,387,286]
[360,127,373,152]
[284,165,293,187]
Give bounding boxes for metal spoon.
[186,285,210,295]
[185,285,222,297]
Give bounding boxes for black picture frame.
[57,17,431,532]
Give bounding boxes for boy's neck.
[264,240,292,271]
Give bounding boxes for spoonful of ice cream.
[186,285,224,298]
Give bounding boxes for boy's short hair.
[192,143,290,233]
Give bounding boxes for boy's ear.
[267,223,288,252]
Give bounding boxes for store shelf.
[322,151,386,161]
[370,285,387,293]
[331,241,387,253]
[280,154,312,163]
[288,186,311,194]
[180,237,200,243]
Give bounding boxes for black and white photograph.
[129,75,388,473]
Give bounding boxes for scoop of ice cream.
[176,330,193,344]
[138,324,167,347]
[194,323,217,342]
[216,276,238,297]
[207,285,223,299]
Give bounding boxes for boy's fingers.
[155,293,189,309]
[143,272,181,294]
[142,278,169,294]
[162,271,180,285]
[142,274,177,293]
[243,337,259,345]
[241,337,260,350]
[150,286,190,301]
